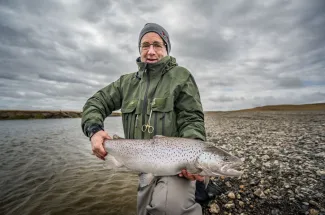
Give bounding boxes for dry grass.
[205,103,325,114]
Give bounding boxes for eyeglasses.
[140,42,166,51]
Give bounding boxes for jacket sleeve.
[81,77,123,137]
[175,74,206,141]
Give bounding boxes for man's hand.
[179,169,204,181]
[91,130,111,160]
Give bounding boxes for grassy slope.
[205,103,325,113]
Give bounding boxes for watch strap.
[87,125,104,140]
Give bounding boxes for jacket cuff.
[86,124,104,140]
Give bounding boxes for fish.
[104,135,243,187]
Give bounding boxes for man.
[81,23,206,215]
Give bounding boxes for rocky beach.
[201,110,325,215]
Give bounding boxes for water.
[0,118,139,215]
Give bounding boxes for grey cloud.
[209,95,245,103]
[173,30,236,62]
[79,0,113,23]
[275,77,303,89]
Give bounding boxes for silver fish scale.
[105,137,206,175]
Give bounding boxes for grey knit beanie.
[138,23,171,54]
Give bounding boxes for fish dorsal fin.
[113,134,124,139]
[202,143,229,155]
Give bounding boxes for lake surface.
[0,118,139,215]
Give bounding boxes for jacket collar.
[135,55,178,79]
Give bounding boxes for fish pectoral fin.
[105,155,124,168]
[139,173,155,188]
[204,176,210,189]
[185,165,201,175]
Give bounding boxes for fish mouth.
[218,162,243,177]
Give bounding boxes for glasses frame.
[139,41,167,51]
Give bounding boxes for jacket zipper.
[160,113,166,136]
[125,115,129,138]
[141,69,150,139]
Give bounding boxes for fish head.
[196,145,243,177]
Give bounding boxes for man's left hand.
[179,169,204,181]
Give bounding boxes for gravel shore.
[202,111,325,215]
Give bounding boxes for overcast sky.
[0,0,324,111]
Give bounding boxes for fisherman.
[81,23,207,215]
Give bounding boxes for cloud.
[0,0,324,111]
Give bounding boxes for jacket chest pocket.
[121,99,141,139]
[148,96,176,137]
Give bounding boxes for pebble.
[228,192,235,199]
[309,209,319,215]
[271,209,280,215]
[271,195,280,199]
[238,201,245,208]
[224,203,235,209]
[254,188,266,198]
[263,161,271,168]
[209,202,220,214]
[309,200,321,209]
[261,155,270,161]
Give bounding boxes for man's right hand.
[90,130,111,160]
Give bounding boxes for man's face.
[140,32,168,63]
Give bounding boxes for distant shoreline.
[1,102,324,120]
[0,110,121,120]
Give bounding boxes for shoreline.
[1,102,324,120]
[0,110,121,120]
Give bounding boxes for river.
[0,117,139,215]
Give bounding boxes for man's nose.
[147,45,156,54]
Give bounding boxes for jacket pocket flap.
[150,96,174,112]
[121,99,138,113]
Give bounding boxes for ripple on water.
[0,118,139,215]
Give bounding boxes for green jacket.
[81,55,206,141]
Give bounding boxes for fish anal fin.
[139,173,155,188]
